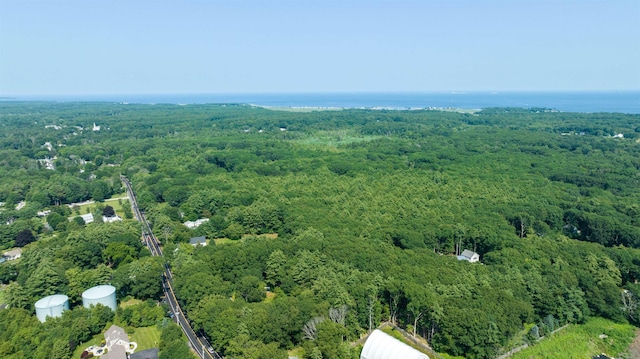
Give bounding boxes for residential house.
[456,249,480,263]
[37,210,51,217]
[104,345,127,359]
[184,218,209,229]
[190,236,207,247]
[80,213,94,224]
[103,215,123,223]
[37,157,56,170]
[2,248,22,262]
[103,325,137,359]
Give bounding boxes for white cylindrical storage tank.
[82,285,117,311]
[35,294,69,323]
[361,329,429,359]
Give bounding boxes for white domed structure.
[361,329,429,359]
[35,294,69,322]
[82,285,117,311]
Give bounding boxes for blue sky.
[1,0,639,95]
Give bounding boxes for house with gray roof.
[1,248,22,262]
[103,324,137,359]
[190,236,207,247]
[130,348,159,359]
[456,249,480,263]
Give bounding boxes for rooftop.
[190,236,207,246]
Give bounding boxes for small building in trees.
[190,236,207,247]
[80,213,94,224]
[1,248,22,263]
[103,215,122,223]
[361,329,429,359]
[456,249,480,263]
[37,210,51,217]
[184,218,209,229]
[15,201,26,210]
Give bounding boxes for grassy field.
[296,131,382,147]
[288,347,304,358]
[213,237,235,245]
[264,291,276,303]
[119,298,143,308]
[510,317,637,359]
[214,233,278,245]
[129,326,161,351]
[70,193,128,215]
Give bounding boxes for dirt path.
[627,328,640,359]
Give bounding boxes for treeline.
[0,102,638,358]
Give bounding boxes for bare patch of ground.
[627,329,640,359]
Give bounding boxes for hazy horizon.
[4,89,640,98]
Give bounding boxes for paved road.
[121,175,221,359]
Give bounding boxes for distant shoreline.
[258,105,481,113]
[1,92,639,114]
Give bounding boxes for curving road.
[121,176,221,359]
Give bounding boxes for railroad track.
[121,175,221,359]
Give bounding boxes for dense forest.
[0,102,639,359]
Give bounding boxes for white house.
[36,157,57,170]
[184,218,209,229]
[103,215,123,223]
[457,249,480,263]
[37,210,51,217]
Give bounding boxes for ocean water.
[7,92,640,114]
